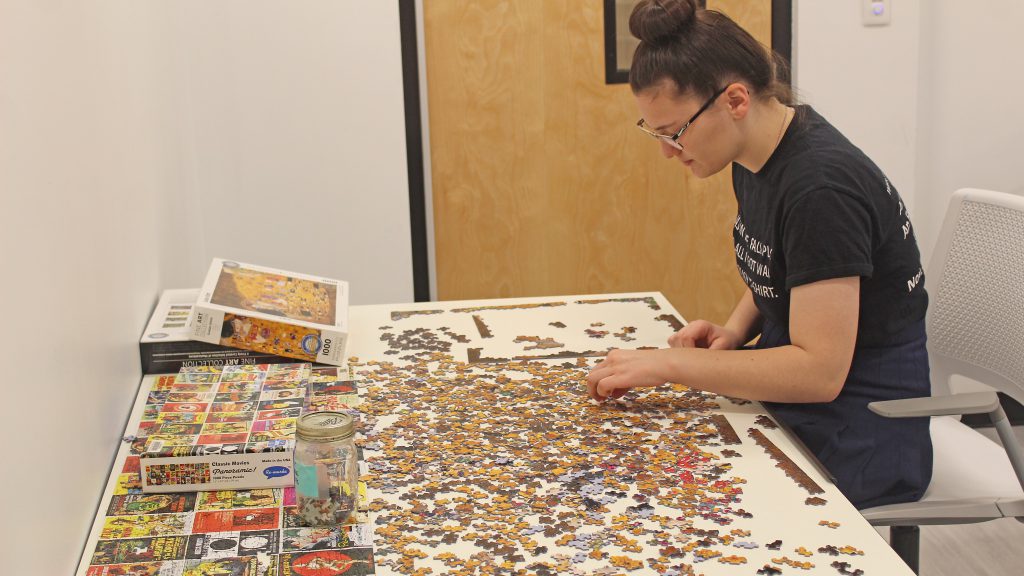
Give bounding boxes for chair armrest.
[996,497,1024,520]
[868,391,1001,418]
[862,498,1005,526]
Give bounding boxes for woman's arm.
[587,277,859,403]
[724,288,763,346]
[669,288,763,349]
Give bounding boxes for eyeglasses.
[636,85,729,151]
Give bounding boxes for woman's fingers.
[595,372,628,399]
[587,349,668,401]
[708,337,732,350]
[586,364,611,401]
[670,323,704,348]
[587,357,631,401]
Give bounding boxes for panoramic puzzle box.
[138,363,360,493]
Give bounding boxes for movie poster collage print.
[84,363,376,576]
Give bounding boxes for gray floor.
[877,519,1024,576]
[876,425,1024,576]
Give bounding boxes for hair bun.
[629,0,698,45]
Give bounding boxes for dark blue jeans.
[759,319,933,509]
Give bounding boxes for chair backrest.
[926,188,1024,406]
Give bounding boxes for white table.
[348,293,911,575]
[78,292,912,575]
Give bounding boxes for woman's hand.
[586,349,674,402]
[668,320,742,350]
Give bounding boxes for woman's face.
[635,82,740,179]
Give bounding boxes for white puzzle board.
[348,292,911,575]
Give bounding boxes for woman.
[586,0,931,508]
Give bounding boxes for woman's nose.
[660,141,681,158]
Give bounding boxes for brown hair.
[628,0,793,104]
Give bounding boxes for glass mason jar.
[293,411,359,526]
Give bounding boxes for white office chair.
[862,188,1024,574]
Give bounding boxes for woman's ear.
[724,83,751,120]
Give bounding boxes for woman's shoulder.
[779,106,882,188]
[787,106,861,158]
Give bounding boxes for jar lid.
[296,411,355,441]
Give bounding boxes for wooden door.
[425,0,771,323]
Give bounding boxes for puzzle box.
[140,288,298,374]
[188,259,349,366]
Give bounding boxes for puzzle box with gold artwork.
[188,259,349,366]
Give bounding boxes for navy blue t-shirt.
[732,106,932,508]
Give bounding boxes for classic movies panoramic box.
[136,363,360,492]
[188,259,349,366]
[140,289,297,374]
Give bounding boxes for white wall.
[793,0,922,223]
[0,3,184,573]
[794,0,1024,266]
[0,1,414,573]
[912,1,1024,261]
[163,1,415,305]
